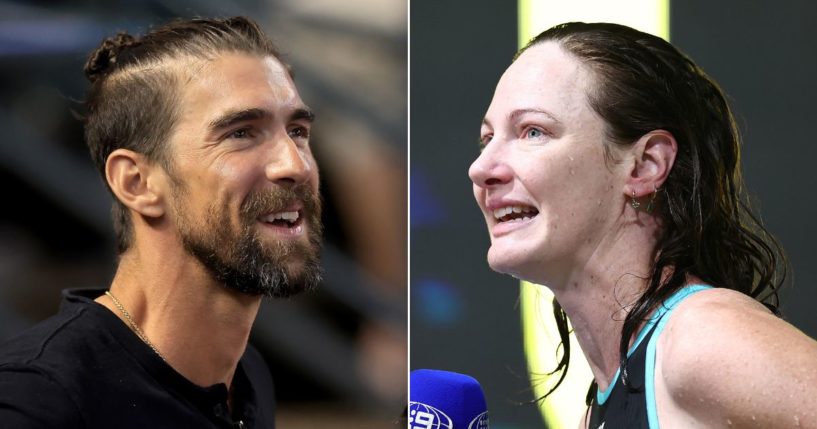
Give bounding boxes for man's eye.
[289,126,310,139]
[228,128,253,139]
[525,128,545,139]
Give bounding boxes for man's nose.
[265,136,314,185]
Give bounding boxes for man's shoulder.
[0,299,91,366]
[0,362,85,427]
[0,300,94,428]
[0,290,120,394]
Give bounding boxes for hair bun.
[84,32,137,83]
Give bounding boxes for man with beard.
[0,17,322,428]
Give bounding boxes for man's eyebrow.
[291,107,315,123]
[208,108,269,131]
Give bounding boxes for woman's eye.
[479,134,492,150]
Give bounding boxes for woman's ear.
[625,129,678,197]
[105,149,166,219]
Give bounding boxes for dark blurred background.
[0,1,406,427]
[410,1,817,428]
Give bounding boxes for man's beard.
[173,183,323,298]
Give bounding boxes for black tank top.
[587,321,659,429]
[585,285,711,429]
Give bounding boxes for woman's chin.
[487,249,535,281]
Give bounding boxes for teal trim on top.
[596,285,712,406]
[645,284,712,428]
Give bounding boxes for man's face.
[166,53,322,297]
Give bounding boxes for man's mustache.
[240,184,321,223]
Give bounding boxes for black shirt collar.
[61,288,257,427]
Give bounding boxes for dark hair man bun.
[84,32,138,83]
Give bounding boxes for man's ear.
[625,130,677,197]
[105,149,166,219]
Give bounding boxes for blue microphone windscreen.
[409,369,489,429]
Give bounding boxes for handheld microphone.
[409,369,489,429]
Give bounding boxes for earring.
[645,185,658,213]
[630,190,640,210]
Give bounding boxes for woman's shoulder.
[657,286,779,396]
[664,286,774,330]
[656,286,817,427]
[660,286,803,353]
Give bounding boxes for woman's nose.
[468,143,512,188]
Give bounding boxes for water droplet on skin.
[568,156,574,162]
[569,167,575,175]
[726,418,733,426]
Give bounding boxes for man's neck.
[96,248,262,389]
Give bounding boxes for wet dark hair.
[83,16,285,254]
[517,23,787,402]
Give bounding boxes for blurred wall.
[410,2,817,428]
[409,2,542,428]
[671,0,817,336]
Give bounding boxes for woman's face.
[469,42,629,286]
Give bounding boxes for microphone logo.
[408,401,453,429]
[468,411,489,429]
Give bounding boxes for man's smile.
[257,205,307,237]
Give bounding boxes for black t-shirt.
[0,289,276,428]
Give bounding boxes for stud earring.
[630,190,640,210]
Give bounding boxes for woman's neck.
[545,226,659,392]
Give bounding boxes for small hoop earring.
[645,185,658,213]
[630,190,640,210]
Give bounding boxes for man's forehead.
[188,53,295,92]
[180,52,290,79]
[177,52,305,123]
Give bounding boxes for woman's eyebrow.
[508,108,561,124]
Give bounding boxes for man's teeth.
[493,205,536,221]
[263,211,299,224]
